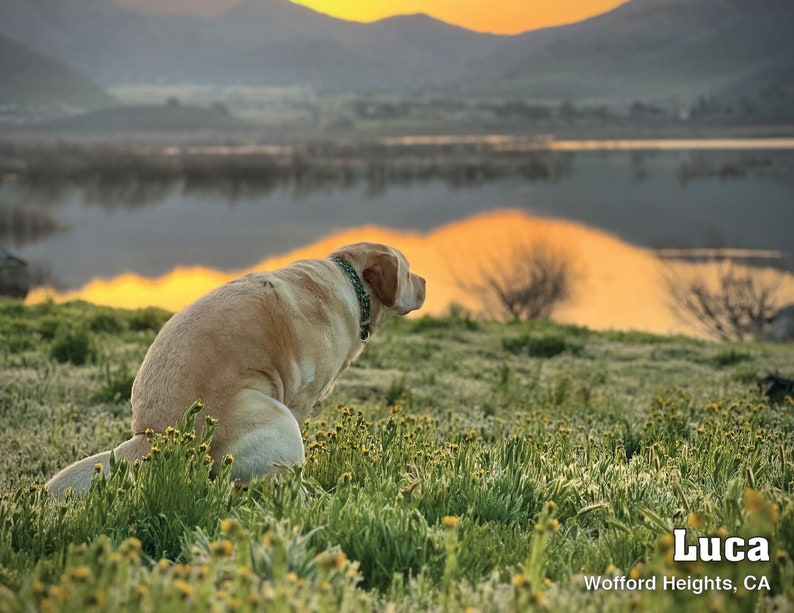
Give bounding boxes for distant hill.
[0,0,500,91]
[34,103,251,134]
[116,0,241,18]
[463,0,794,102]
[0,0,791,104]
[0,33,114,108]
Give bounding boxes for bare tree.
[459,237,577,321]
[662,255,789,341]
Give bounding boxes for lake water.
[4,144,793,293]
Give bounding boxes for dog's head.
[330,242,426,320]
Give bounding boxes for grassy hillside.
[0,299,792,611]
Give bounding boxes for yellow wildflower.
[441,515,459,530]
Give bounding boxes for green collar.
[330,256,371,341]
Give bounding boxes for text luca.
[673,529,770,562]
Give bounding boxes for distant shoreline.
[3,134,793,196]
[2,105,794,147]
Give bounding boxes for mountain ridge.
[0,0,790,104]
[469,0,794,101]
[0,33,114,108]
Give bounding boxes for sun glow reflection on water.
[26,210,794,337]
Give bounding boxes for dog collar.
[330,256,371,341]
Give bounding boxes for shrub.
[89,310,125,334]
[709,347,752,368]
[94,362,136,402]
[460,237,578,321]
[502,332,582,358]
[384,377,413,407]
[37,315,62,341]
[407,307,480,334]
[126,307,171,333]
[0,319,35,354]
[50,326,96,365]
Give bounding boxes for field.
[0,299,793,612]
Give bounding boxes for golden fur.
[46,242,426,495]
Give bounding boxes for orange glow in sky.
[291,0,630,34]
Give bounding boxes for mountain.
[0,0,791,103]
[462,0,794,102]
[116,0,241,17]
[0,0,502,91]
[0,33,114,108]
[212,5,505,87]
[0,0,254,86]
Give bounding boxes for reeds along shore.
[0,141,569,199]
[2,142,787,205]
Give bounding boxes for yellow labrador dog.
[46,242,426,495]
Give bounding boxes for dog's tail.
[45,434,150,497]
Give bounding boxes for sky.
[121,0,631,35]
[291,0,630,34]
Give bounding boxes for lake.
[3,140,793,334]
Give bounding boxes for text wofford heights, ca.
[583,529,772,594]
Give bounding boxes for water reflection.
[26,210,794,337]
[0,205,64,248]
[5,143,571,211]
[4,143,793,309]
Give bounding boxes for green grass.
[0,298,793,612]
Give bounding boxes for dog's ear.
[363,252,399,308]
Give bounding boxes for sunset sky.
[125,0,632,35]
[291,0,630,34]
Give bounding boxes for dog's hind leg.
[214,391,305,483]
